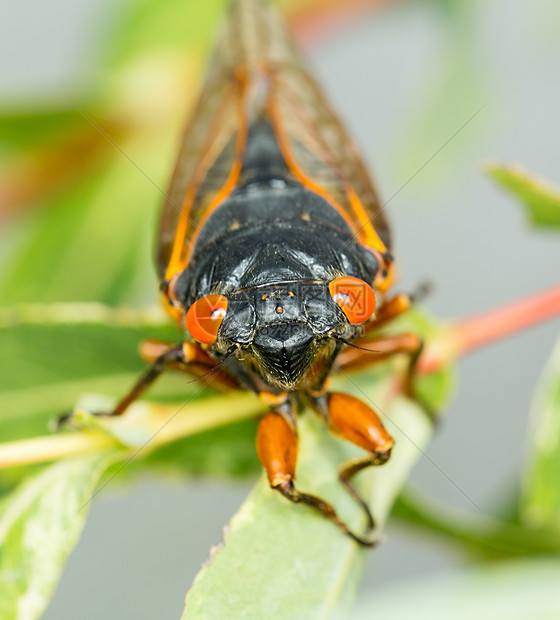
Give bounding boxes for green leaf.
[0,304,194,490]
[0,107,87,154]
[0,303,271,491]
[521,336,560,528]
[0,391,265,491]
[103,0,229,70]
[139,417,261,479]
[183,387,434,618]
[0,452,117,620]
[181,309,452,616]
[0,305,184,443]
[486,163,560,229]
[63,390,265,471]
[0,127,176,306]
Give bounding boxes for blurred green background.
[1,0,560,618]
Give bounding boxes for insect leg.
[345,287,430,398]
[368,282,431,331]
[256,401,379,547]
[140,340,214,366]
[367,292,412,329]
[140,340,239,390]
[55,344,186,428]
[108,344,187,416]
[308,391,393,535]
[337,332,423,396]
[336,331,438,428]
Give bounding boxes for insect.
[62,0,423,546]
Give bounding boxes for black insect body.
[171,120,380,393]
[63,0,423,545]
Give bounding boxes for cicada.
[66,0,423,545]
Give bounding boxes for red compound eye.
[329,277,376,324]
[186,295,228,344]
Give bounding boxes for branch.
[419,284,560,374]
[393,490,560,558]
[0,392,264,469]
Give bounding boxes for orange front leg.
[256,409,298,489]
[327,392,394,455]
[308,391,394,532]
[255,403,378,546]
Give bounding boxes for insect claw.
[50,411,74,432]
[51,409,115,432]
[275,479,380,547]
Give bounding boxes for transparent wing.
[157,0,390,282]
[156,47,245,280]
[262,4,391,253]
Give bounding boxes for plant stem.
[393,490,560,558]
[0,433,116,468]
[287,0,401,48]
[420,284,560,374]
[0,393,264,469]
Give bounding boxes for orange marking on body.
[267,93,361,237]
[183,78,249,266]
[164,83,242,281]
[185,157,244,264]
[159,291,184,325]
[165,188,193,281]
[374,260,396,295]
[346,186,386,253]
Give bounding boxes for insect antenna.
[330,334,380,353]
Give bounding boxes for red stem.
[287,0,402,49]
[420,285,560,374]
